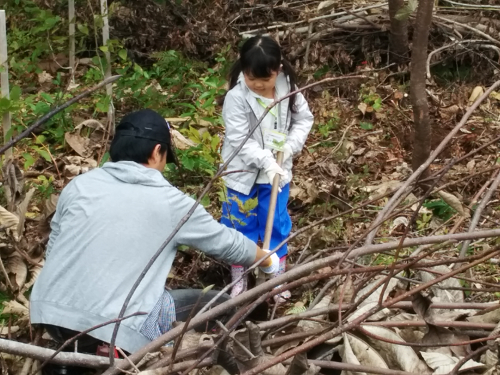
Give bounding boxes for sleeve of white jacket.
[223,91,275,170]
[170,190,257,267]
[286,92,314,155]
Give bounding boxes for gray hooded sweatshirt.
[30,161,256,353]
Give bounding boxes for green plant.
[423,198,456,221]
[317,115,340,138]
[416,212,432,231]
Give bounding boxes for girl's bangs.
[242,50,280,78]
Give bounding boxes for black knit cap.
[115,109,176,164]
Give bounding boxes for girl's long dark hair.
[221,35,298,113]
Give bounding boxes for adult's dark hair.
[110,123,169,164]
[226,35,298,113]
[110,109,176,164]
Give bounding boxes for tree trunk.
[410,0,434,174]
[388,0,409,63]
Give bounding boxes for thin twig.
[433,15,500,47]
[447,345,490,375]
[115,347,139,374]
[459,168,500,259]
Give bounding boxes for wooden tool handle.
[262,151,284,250]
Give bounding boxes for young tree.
[410,0,434,174]
[388,0,409,63]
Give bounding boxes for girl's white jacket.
[221,72,314,195]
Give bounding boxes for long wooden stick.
[0,75,121,156]
[262,151,284,249]
[256,151,284,286]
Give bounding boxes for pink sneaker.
[230,265,248,298]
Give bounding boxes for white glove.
[259,250,280,274]
[264,161,287,184]
[283,143,293,163]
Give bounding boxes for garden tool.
[255,150,284,287]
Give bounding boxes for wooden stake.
[100,0,114,135]
[262,151,284,249]
[68,0,75,80]
[0,10,12,160]
[256,151,284,286]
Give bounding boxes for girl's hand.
[283,143,293,162]
[259,250,280,274]
[265,162,287,185]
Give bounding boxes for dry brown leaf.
[5,253,28,291]
[343,333,389,370]
[467,308,500,324]
[420,351,484,374]
[2,159,24,210]
[172,129,197,150]
[44,194,59,218]
[468,86,484,104]
[437,190,466,217]
[0,326,20,336]
[317,0,335,12]
[16,188,35,240]
[65,132,90,157]
[361,325,431,373]
[0,206,19,241]
[2,299,29,321]
[358,102,368,115]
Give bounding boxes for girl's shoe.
[272,256,291,304]
[230,265,248,298]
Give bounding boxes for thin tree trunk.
[388,0,409,63]
[410,0,434,173]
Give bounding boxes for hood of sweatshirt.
[101,161,171,188]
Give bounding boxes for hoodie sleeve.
[169,189,257,266]
[223,90,275,170]
[286,92,314,155]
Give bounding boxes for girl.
[220,35,314,302]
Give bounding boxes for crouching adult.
[30,109,278,354]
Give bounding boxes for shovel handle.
[262,151,284,250]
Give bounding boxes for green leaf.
[181,155,195,171]
[35,148,52,163]
[118,49,128,61]
[360,121,373,130]
[99,45,109,53]
[77,23,89,35]
[35,135,46,144]
[100,152,110,167]
[40,92,54,104]
[9,86,21,101]
[22,153,35,169]
[200,195,210,207]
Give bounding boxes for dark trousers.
[169,289,235,332]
